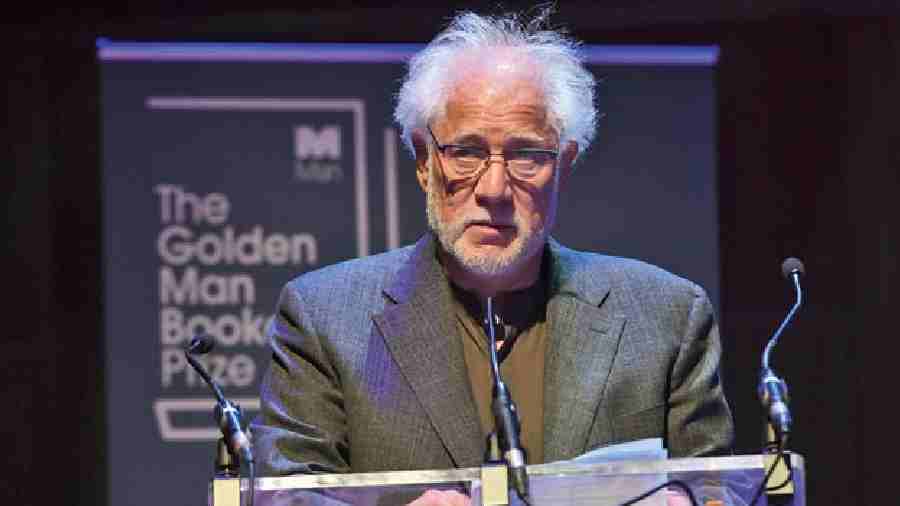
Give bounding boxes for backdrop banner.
[100,42,719,505]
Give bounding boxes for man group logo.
[294,125,344,183]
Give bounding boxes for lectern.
[210,454,804,505]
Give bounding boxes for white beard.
[425,165,556,278]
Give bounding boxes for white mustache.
[462,217,518,229]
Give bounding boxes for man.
[252,9,733,481]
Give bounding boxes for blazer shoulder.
[608,256,704,298]
[552,242,707,305]
[284,244,416,300]
[271,245,417,338]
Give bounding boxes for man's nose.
[473,157,512,202]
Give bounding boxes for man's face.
[420,68,565,280]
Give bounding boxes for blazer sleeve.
[666,285,735,457]
[250,283,351,476]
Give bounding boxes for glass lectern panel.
[211,455,805,506]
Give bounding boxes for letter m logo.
[294,125,341,159]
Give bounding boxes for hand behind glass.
[407,486,691,505]
[666,488,695,506]
[406,489,472,506]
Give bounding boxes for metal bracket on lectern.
[481,464,509,505]
[210,477,241,506]
[763,424,795,502]
[764,452,795,505]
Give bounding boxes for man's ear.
[411,129,430,192]
[557,140,579,188]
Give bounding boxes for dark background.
[4,2,898,504]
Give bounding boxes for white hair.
[394,9,597,158]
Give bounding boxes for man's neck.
[438,247,543,299]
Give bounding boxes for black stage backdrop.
[4,4,898,506]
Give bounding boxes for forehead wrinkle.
[449,130,555,148]
[439,76,558,146]
[434,49,562,146]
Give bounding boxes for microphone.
[780,257,805,280]
[482,298,530,504]
[188,334,215,354]
[184,335,254,464]
[758,257,805,444]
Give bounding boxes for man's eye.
[448,146,485,160]
[510,150,554,165]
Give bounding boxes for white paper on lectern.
[470,438,668,505]
[570,437,669,463]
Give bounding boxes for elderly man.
[252,10,733,482]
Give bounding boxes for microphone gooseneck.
[184,335,254,464]
[185,334,255,506]
[483,297,530,504]
[762,258,804,371]
[184,335,228,406]
[485,298,502,387]
[758,258,805,444]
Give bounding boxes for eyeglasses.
[427,125,559,181]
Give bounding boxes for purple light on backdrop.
[97,40,718,66]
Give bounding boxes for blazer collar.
[381,234,443,305]
[546,237,613,306]
[374,235,484,467]
[543,238,626,462]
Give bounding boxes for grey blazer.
[252,235,733,476]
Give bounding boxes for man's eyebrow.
[448,132,551,147]
[504,134,552,147]
[448,133,488,146]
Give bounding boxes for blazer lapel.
[542,240,626,462]
[372,236,484,467]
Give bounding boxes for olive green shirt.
[451,275,549,464]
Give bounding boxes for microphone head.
[781,257,805,279]
[187,334,216,355]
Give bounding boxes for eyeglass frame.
[426,125,560,182]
